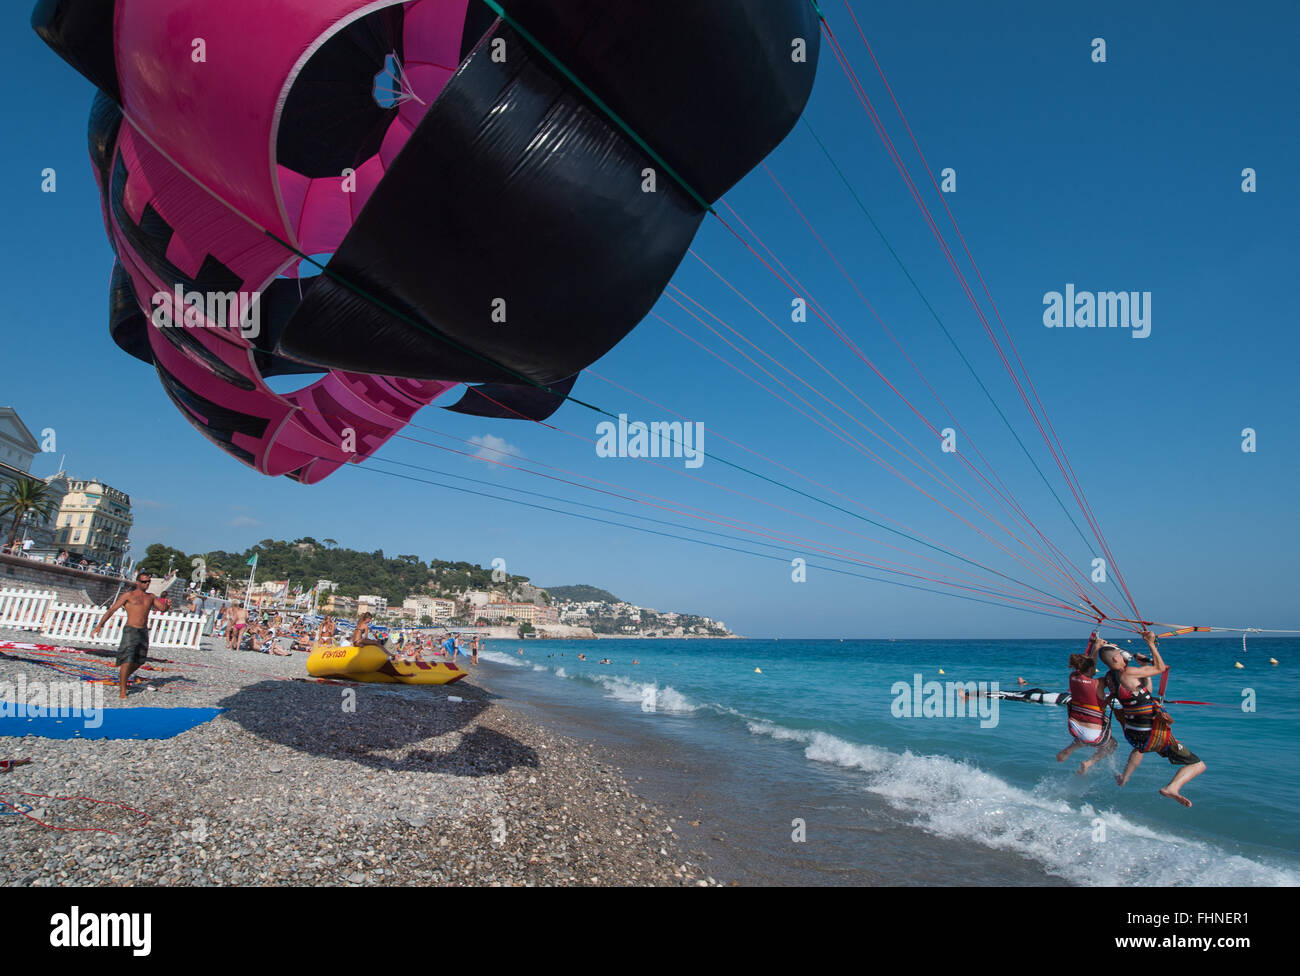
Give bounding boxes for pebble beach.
[0,631,718,886]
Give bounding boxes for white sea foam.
[745,720,1299,886]
[554,668,567,679]
[747,720,890,773]
[592,674,698,714]
[479,650,525,667]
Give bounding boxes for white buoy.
[754,667,762,674]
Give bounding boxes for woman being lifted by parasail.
[1055,633,1118,774]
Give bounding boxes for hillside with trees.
[544,584,621,603]
[137,538,534,606]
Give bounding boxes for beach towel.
[0,704,223,740]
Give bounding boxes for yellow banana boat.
[305,644,468,685]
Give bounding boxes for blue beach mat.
[0,703,224,740]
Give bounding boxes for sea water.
[477,637,1299,886]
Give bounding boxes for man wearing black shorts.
[91,572,172,698]
[1099,633,1207,807]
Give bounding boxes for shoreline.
[0,630,717,886]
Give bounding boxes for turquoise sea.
[476,637,1299,885]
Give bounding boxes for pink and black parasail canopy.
[34,0,820,482]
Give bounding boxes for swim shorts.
[1124,727,1199,766]
[116,625,150,666]
[1156,738,1200,766]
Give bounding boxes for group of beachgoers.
[214,602,302,655]
[1055,629,1207,807]
[349,612,481,666]
[210,604,481,666]
[95,574,490,699]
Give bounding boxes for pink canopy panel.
[35,0,821,481]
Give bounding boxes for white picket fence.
[42,603,205,650]
[0,586,205,650]
[0,587,56,631]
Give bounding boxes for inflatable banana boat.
[305,644,467,685]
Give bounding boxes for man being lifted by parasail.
[1099,634,1207,807]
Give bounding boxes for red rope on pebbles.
[0,791,150,833]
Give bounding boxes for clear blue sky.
[2,1,1296,637]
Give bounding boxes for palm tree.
[1,478,60,552]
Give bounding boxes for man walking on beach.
[91,571,171,699]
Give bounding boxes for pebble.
[0,627,716,886]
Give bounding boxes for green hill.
[137,538,532,606]
[544,584,621,603]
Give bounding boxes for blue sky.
[1,1,1296,637]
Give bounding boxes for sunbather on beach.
[264,623,291,656]
[352,613,388,653]
[227,603,249,650]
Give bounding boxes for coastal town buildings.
[0,407,41,489]
[53,478,133,567]
[551,597,730,637]
[357,594,387,615]
[402,594,455,620]
[475,601,560,625]
[322,593,357,616]
[0,409,72,553]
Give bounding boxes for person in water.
[1099,632,1207,807]
[1056,642,1117,773]
[90,571,170,698]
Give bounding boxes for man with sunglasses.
[91,572,172,699]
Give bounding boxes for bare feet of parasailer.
[1159,787,1193,807]
[1157,760,1206,808]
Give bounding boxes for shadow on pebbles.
[0,661,718,886]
